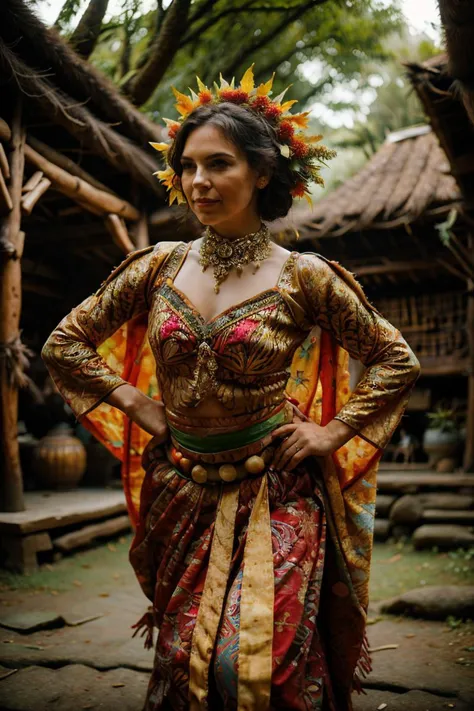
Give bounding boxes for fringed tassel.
[353,632,372,695]
[131,606,156,650]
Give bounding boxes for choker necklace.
[199,223,272,293]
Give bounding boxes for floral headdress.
[150,65,336,207]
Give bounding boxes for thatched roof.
[0,0,163,198]
[288,125,460,241]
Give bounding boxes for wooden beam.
[464,233,474,472]
[105,214,135,254]
[134,213,149,249]
[28,136,116,196]
[0,144,10,180]
[0,117,11,143]
[0,100,26,513]
[21,177,51,216]
[22,171,44,194]
[0,167,13,213]
[24,145,140,221]
[353,260,439,276]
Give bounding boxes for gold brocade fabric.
[42,241,419,450]
[42,241,421,710]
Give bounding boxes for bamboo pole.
[0,167,13,212]
[0,144,10,179]
[22,170,44,194]
[134,213,149,249]
[0,101,26,512]
[0,117,11,143]
[24,145,140,221]
[105,214,135,254]
[464,233,474,473]
[21,177,51,215]
[28,136,116,196]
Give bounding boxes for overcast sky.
[37,0,441,42]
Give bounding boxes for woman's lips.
[195,199,220,207]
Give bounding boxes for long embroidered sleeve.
[297,254,420,448]
[42,245,171,420]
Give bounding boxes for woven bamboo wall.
[377,291,468,368]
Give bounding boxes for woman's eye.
[211,160,228,169]
[181,163,194,171]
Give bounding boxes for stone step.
[374,494,397,518]
[374,518,391,541]
[412,524,474,550]
[377,472,474,494]
[423,509,474,524]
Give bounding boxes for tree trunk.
[438,0,474,123]
[0,101,25,512]
[70,0,109,59]
[125,0,192,107]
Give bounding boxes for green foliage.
[54,0,84,31]
[84,0,403,117]
[426,405,459,433]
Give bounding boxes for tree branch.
[187,0,220,28]
[180,2,291,48]
[219,0,328,79]
[69,0,109,58]
[125,0,192,106]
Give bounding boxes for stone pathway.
[1,557,473,710]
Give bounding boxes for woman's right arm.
[42,245,171,437]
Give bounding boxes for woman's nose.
[193,167,211,188]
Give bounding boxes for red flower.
[291,182,306,198]
[264,104,283,121]
[168,123,180,139]
[199,90,213,104]
[251,96,271,112]
[291,138,309,158]
[220,89,249,104]
[278,120,295,141]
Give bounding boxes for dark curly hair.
[167,102,295,221]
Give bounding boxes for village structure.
[0,2,473,711]
[0,4,473,571]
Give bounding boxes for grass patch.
[1,536,473,602]
[0,535,133,595]
[370,541,474,601]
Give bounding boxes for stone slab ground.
[0,539,473,710]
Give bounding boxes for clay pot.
[33,423,87,489]
[422,428,462,469]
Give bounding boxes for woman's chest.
[147,279,307,375]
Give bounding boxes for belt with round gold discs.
[167,404,292,485]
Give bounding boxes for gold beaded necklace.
[199,223,272,293]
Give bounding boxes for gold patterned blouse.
[42,241,420,449]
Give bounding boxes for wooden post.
[0,101,26,512]
[464,233,474,472]
[134,213,149,250]
[105,214,135,254]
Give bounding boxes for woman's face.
[180,123,264,235]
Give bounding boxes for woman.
[42,67,420,711]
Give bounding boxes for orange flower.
[291,182,307,198]
[199,90,213,104]
[220,89,249,103]
[291,138,309,158]
[278,120,295,141]
[252,95,271,112]
[264,104,283,121]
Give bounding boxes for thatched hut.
[280,123,472,469]
[406,54,474,472]
[0,1,191,513]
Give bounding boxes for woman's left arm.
[273,254,420,470]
